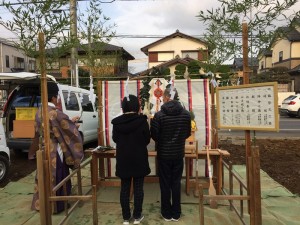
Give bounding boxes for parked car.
[1,73,99,153]
[0,123,10,183]
[280,94,300,117]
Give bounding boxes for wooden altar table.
[86,148,230,195]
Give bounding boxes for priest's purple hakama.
[31,104,83,213]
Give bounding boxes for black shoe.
[161,214,172,222]
[172,216,181,221]
[133,215,144,224]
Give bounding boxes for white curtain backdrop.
[101,79,211,149]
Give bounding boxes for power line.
[113,34,244,39]
[0,33,252,41]
[0,0,163,7]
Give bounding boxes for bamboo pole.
[211,82,218,149]
[97,80,104,146]
[38,32,52,224]
[97,80,105,182]
[210,82,218,185]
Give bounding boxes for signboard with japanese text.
[216,82,279,131]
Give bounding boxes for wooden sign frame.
[216,82,279,131]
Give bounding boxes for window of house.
[182,51,198,60]
[16,57,25,69]
[28,60,35,71]
[5,55,9,68]
[279,51,283,62]
[78,59,87,66]
[157,52,173,62]
[149,52,158,62]
[46,61,59,70]
[260,61,264,70]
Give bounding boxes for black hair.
[122,94,140,113]
[47,81,59,102]
[164,87,179,101]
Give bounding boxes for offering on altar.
[190,110,197,131]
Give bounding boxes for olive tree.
[0,0,71,62]
[197,0,299,84]
[197,0,299,65]
[77,0,117,78]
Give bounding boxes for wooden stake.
[194,141,199,197]
[253,146,262,225]
[199,184,204,225]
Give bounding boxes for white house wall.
[0,41,35,73]
[291,42,300,58]
[148,37,207,68]
[266,56,272,68]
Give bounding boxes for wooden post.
[91,152,99,189]
[38,32,52,223]
[248,156,255,225]
[92,185,98,225]
[252,146,262,225]
[37,150,50,224]
[242,22,252,214]
[199,184,204,225]
[229,162,233,210]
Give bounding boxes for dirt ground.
[1,139,300,196]
[219,138,300,195]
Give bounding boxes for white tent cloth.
[0,72,56,81]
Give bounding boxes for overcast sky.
[0,0,299,73]
[99,0,221,73]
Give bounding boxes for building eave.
[140,30,207,55]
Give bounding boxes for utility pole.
[70,0,78,87]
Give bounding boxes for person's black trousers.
[158,158,184,219]
[120,177,144,220]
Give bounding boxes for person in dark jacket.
[111,94,151,225]
[150,87,191,222]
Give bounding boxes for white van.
[58,84,98,144]
[0,123,10,183]
[0,73,98,153]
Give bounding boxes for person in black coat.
[111,94,151,225]
[150,87,191,222]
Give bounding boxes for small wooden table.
[86,148,230,195]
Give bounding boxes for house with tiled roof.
[270,26,300,70]
[43,42,134,78]
[138,30,208,76]
[231,57,259,80]
[137,56,198,76]
[257,49,273,73]
[257,19,300,92]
